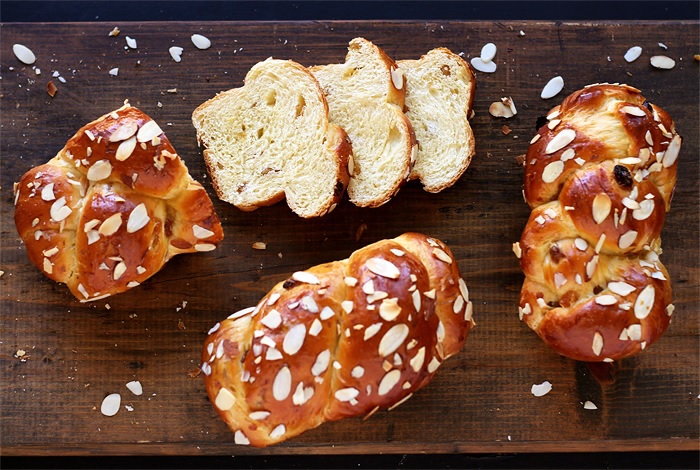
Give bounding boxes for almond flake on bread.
[311,38,416,208]
[398,48,476,193]
[192,58,351,218]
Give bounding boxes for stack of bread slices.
[192,38,476,218]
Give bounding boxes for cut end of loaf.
[399,48,477,193]
[192,58,350,218]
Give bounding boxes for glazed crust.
[516,84,680,362]
[14,103,223,302]
[201,233,474,447]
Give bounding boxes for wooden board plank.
[0,20,698,456]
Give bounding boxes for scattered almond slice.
[101,393,121,416]
[252,241,267,250]
[108,27,120,37]
[489,101,514,118]
[541,76,564,99]
[650,55,675,69]
[13,44,36,65]
[191,34,212,50]
[470,57,497,73]
[126,380,143,396]
[531,381,552,397]
[480,42,497,62]
[624,46,642,63]
[169,46,184,63]
[125,36,137,49]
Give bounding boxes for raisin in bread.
[310,38,416,208]
[192,58,351,218]
[398,48,476,192]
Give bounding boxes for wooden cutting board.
[1,20,698,456]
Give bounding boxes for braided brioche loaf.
[515,84,681,362]
[13,103,223,302]
[201,233,474,447]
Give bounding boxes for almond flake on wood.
[191,34,211,50]
[470,57,497,73]
[650,55,675,69]
[13,44,36,64]
[169,46,184,63]
[624,46,642,63]
[101,393,121,416]
[531,381,552,397]
[541,76,564,99]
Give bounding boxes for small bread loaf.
[311,38,417,208]
[192,58,352,218]
[201,233,474,447]
[515,83,681,362]
[13,103,223,302]
[398,48,477,192]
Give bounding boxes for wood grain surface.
[0,20,698,456]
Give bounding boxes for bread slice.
[398,48,476,192]
[310,38,416,208]
[192,58,351,218]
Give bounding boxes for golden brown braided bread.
[515,83,681,362]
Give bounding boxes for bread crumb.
[108,27,120,37]
[515,154,526,166]
[501,125,512,135]
[356,223,368,242]
[177,319,186,330]
[47,81,57,97]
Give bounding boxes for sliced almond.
[99,212,122,236]
[608,281,636,296]
[50,197,72,222]
[115,136,137,161]
[191,34,211,50]
[618,230,638,249]
[364,323,382,341]
[379,298,401,321]
[126,203,149,233]
[13,44,36,64]
[192,224,215,239]
[390,67,404,90]
[624,46,642,63]
[489,101,514,118]
[136,120,163,143]
[260,309,282,329]
[378,369,401,396]
[592,332,604,356]
[595,294,618,306]
[541,76,564,99]
[592,193,612,224]
[632,199,655,221]
[335,387,360,402]
[545,128,576,154]
[634,285,655,319]
[432,248,453,264]
[650,55,676,69]
[311,349,330,376]
[378,324,409,357]
[269,424,286,439]
[366,257,401,279]
[87,160,113,181]
[480,42,497,62]
[234,430,250,445]
[113,261,127,281]
[541,160,565,183]
[620,105,646,117]
[108,121,137,142]
[272,366,292,401]
[409,346,426,372]
[41,183,56,201]
[282,324,306,355]
[662,134,681,168]
[214,387,236,410]
[292,271,320,285]
[470,57,497,73]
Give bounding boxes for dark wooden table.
[1,20,698,456]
